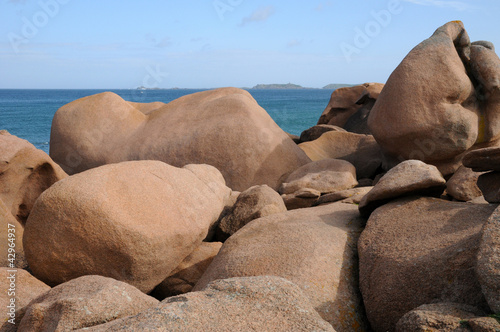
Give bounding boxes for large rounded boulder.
[23,161,231,293]
[49,88,311,191]
[368,21,500,176]
[358,196,495,332]
[194,202,369,331]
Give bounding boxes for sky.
[1,0,499,89]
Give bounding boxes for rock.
[0,131,67,225]
[77,276,335,332]
[477,172,500,203]
[286,132,301,144]
[50,88,311,191]
[317,83,384,134]
[0,268,50,331]
[194,203,369,331]
[446,166,484,201]
[151,242,222,300]
[476,206,500,312]
[395,303,485,332]
[216,185,286,241]
[358,197,495,332]
[279,159,358,195]
[463,147,500,172]
[299,124,346,142]
[299,131,382,179]
[368,21,500,176]
[314,187,373,206]
[281,193,320,210]
[359,160,446,218]
[469,41,500,144]
[468,196,490,205]
[19,275,158,331]
[23,161,231,293]
[468,317,500,332]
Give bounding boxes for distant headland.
[136,83,355,90]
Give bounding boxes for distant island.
[136,83,356,90]
[252,83,309,90]
[251,83,356,90]
[322,83,355,90]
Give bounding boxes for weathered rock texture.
[299,124,346,142]
[23,161,231,293]
[446,166,484,201]
[194,203,369,332]
[359,160,446,218]
[463,146,500,172]
[79,277,335,332]
[476,206,500,312]
[395,303,485,332]
[49,88,311,191]
[216,185,286,241]
[299,131,382,179]
[358,197,495,332]
[317,83,384,134]
[477,172,500,203]
[0,131,67,225]
[19,275,158,331]
[151,242,222,300]
[279,159,358,195]
[368,21,500,176]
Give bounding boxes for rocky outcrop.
[79,277,335,332]
[463,146,500,172]
[19,275,158,331]
[358,160,446,218]
[49,88,311,191]
[315,187,373,206]
[194,203,369,331]
[299,124,346,142]
[23,161,231,293]
[317,83,384,134]
[0,131,67,225]
[279,159,358,195]
[395,303,485,332]
[463,147,500,203]
[299,131,382,179]
[151,242,222,300]
[476,206,500,312]
[216,185,286,241]
[446,166,484,201]
[358,197,495,332]
[0,268,50,330]
[368,21,500,176]
[477,172,500,203]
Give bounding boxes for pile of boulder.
[1,21,499,331]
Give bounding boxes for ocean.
[0,89,334,154]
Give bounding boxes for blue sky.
[1,0,499,89]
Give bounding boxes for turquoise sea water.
[0,89,334,154]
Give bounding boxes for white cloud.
[239,6,275,27]
[401,0,471,11]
